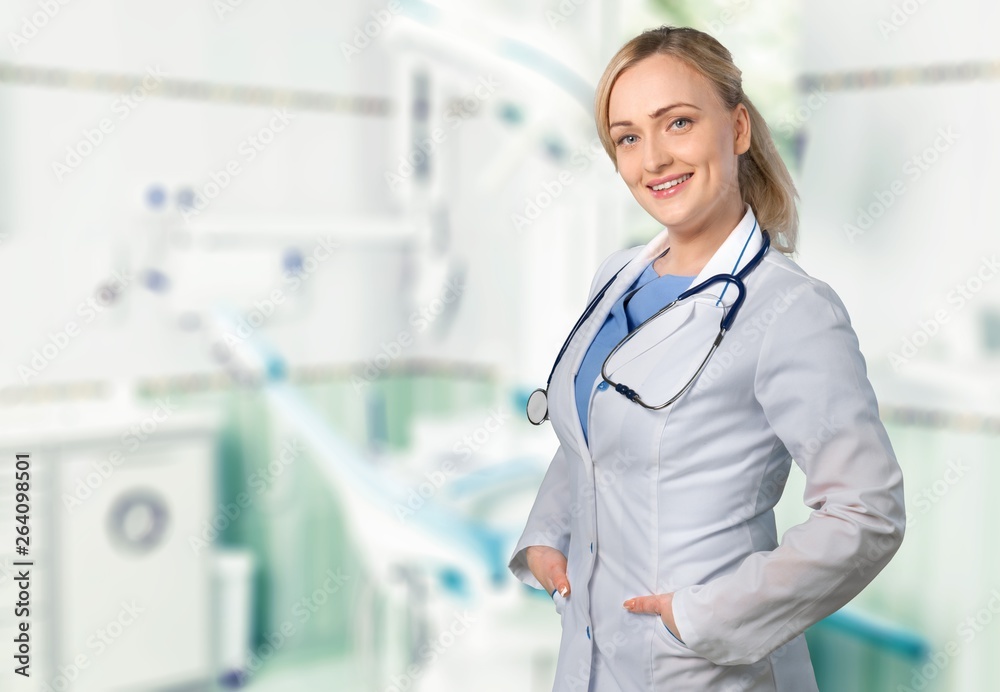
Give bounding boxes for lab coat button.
[586,626,591,639]
[597,381,608,391]
[590,542,593,553]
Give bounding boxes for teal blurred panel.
[169,370,500,675]
[806,609,929,690]
[372,370,499,450]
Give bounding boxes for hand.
[525,545,571,597]
[623,592,683,642]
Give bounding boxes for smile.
[650,173,692,191]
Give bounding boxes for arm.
[670,279,906,665]
[508,443,572,590]
[508,249,628,589]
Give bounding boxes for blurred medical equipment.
[0,389,220,691]
[213,549,256,686]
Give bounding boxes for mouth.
[646,173,694,193]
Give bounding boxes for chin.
[641,203,692,230]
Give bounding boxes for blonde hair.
[594,26,799,254]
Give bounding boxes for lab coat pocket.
[551,589,568,617]
[654,613,691,652]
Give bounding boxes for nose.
[642,131,673,173]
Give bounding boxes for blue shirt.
[574,261,695,445]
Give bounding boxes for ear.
[733,103,751,156]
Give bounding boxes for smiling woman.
[509,24,906,692]
[595,27,798,264]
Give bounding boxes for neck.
[656,197,746,276]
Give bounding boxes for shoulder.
[755,251,852,327]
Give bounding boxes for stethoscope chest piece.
[526,387,549,425]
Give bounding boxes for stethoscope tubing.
[600,231,768,409]
[527,225,769,423]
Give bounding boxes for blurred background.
[0,0,996,690]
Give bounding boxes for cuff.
[670,587,704,654]
[508,545,544,591]
[507,528,570,591]
[671,585,766,666]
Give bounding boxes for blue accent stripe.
[717,218,757,306]
[664,622,686,644]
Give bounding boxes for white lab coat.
[508,204,906,691]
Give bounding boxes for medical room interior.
[0,0,996,690]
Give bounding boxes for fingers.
[622,594,662,614]
[527,546,569,597]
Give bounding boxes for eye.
[616,134,638,147]
[670,117,692,130]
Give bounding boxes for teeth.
[651,173,692,191]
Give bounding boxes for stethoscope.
[525,224,770,425]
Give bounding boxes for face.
[608,53,750,238]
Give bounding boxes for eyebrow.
[609,102,701,130]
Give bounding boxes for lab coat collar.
[599,203,763,376]
[649,203,763,298]
[554,203,763,461]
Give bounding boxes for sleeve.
[507,443,573,590]
[507,249,628,590]
[669,279,906,665]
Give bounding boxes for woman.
[508,26,906,691]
